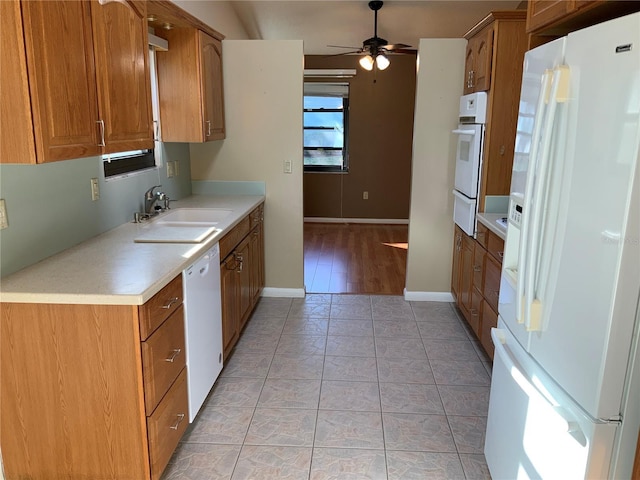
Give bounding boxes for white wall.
[405,38,466,300]
[172,1,249,39]
[189,40,304,292]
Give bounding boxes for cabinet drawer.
[147,368,189,480]
[139,275,183,340]
[219,215,251,260]
[487,231,505,264]
[142,305,186,414]
[480,300,498,360]
[483,254,501,313]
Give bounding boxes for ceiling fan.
[329,1,416,71]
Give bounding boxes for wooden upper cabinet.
[463,24,494,94]
[1,0,153,164]
[0,1,36,164]
[90,0,154,153]
[156,28,225,142]
[526,0,639,36]
[527,0,576,32]
[200,31,225,141]
[20,0,101,162]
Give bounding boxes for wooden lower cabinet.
[220,203,265,360]
[481,300,498,359]
[452,222,504,360]
[0,275,188,479]
[221,253,240,358]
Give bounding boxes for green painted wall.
[0,142,192,277]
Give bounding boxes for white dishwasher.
[183,243,223,422]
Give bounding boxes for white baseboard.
[304,217,409,225]
[261,287,306,298]
[403,288,455,303]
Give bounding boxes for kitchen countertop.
[477,212,508,240]
[0,195,264,306]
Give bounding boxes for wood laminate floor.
[304,223,408,295]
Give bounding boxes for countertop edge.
[477,212,507,241]
[0,194,265,306]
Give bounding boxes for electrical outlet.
[90,178,100,201]
[173,161,179,177]
[167,161,175,178]
[363,191,369,200]
[0,199,8,229]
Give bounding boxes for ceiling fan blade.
[382,43,412,51]
[327,44,361,50]
[388,48,418,55]
[323,50,363,57]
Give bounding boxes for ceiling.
[228,1,525,55]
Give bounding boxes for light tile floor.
[162,295,493,480]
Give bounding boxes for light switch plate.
[173,161,179,177]
[284,160,292,174]
[167,161,175,178]
[0,199,8,229]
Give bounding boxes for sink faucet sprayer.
[135,185,171,223]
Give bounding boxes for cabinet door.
[451,226,464,301]
[526,0,575,32]
[249,224,263,305]
[472,25,494,92]
[91,0,153,153]
[463,42,475,95]
[199,31,225,141]
[480,300,497,359]
[20,0,101,162]
[460,234,475,313]
[483,253,501,313]
[236,235,253,330]
[1,0,36,164]
[221,255,240,359]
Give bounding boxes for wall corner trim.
[261,287,306,298]
[403,289,455,303]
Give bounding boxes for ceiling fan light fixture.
[359,55,375,71]
[376,54,390,70]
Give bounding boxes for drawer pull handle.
[470,309,479,317]
[492,290,499,297]
[169,413,185,430]
[165,349,181,363]
[161,297,180,309]
[497,251,504,259]
[473,265,481,272]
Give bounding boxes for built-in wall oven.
[452,92,487,236]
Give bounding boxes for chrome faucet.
[144,185,163,214]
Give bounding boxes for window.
[303,83,349,172]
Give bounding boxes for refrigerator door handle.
[523,65,570,332]
[516,69,554,325]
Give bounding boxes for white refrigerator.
[485,12,640,479]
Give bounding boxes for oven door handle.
[452,128,476,135]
